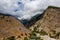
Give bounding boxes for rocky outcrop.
[30,6,60,40]
[0,13,31,40]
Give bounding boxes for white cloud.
[0,0,60,20]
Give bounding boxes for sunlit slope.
[0,13,31,40]
[30,6,60,40]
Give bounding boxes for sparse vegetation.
[50,30,56,34]
[40,30,48,36]
[6,25,58,40]
[55,32,60,39]
[29,32,43,40]
[49,32,60,39]
[6,36,15,40]
[24,37,28,40]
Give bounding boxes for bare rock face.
[38,6,60,31]
[30,6,60,40]
[0,13,31,40]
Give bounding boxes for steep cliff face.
[0,13,31,40]
[36,6,60,32]
[30,6,60,40]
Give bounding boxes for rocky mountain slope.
[29,6,60,40]
[0,13,31,40]
[0,6,60,40]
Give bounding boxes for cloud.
[0,0,60,20]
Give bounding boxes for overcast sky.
[0,0,60,20]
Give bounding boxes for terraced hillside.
[0,13,31,40]
[30,6,60,40]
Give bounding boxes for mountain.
[0,13,31,40]
[29,6,60,40]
